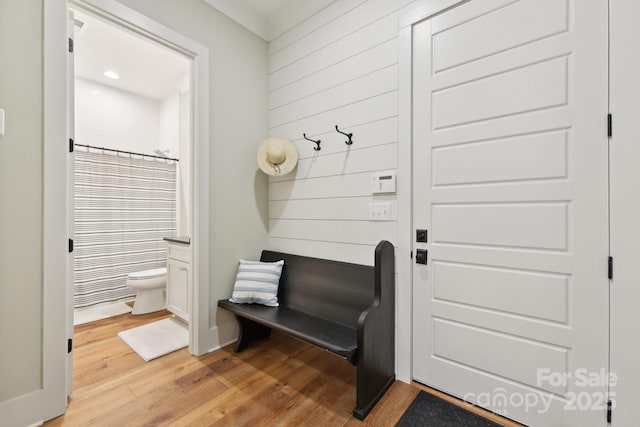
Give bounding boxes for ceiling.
[203,0,292,40]
[72,1,288,99]
[239,0,289,18]
[73,10,190,100]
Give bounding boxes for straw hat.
[257,137,298,176]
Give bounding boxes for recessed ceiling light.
[103,70,119,79]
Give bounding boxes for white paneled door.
[411,0,609,426]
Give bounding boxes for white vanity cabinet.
[166,241,190,323]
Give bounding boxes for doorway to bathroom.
[69,7,192,342]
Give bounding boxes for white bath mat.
[74,301,132,326]
[117,317,188,362]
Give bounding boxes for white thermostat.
[371,171,397,194]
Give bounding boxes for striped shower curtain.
[74,150,177,308]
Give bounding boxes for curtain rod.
[74,143,180,162]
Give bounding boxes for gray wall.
[0,2,44,402]
[117,0,269,328]
[0,0,269,405]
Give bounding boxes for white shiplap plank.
[269,0,363,52]
[269,0,414,73]
[269,65,397,127]
[269,12,399,91]
[269,171,372,200]
[270,195,397,221]
[270,143,397,183]
[269,91,397,142]
[265,0,414,283]
[268,237,377,265]
[289,116,398,160]
[267,238,401,271]
[269,38,397,109]
[269,219,398,246]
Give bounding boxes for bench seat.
[218,241,395,420]
[217,300,357,362]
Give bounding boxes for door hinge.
[410,250,413,259]
[608,256,613,280]
[68,37,74,53]
[68,238,74,253]
[69,138,74,153]
[607,399,612,423]
[608,113,612,137]
[67,338,73,353]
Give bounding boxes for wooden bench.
[217,240,395,420]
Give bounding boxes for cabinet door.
[167,259,189,322]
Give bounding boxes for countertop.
[163,236,191,245]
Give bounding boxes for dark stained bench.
[218,240,395,420]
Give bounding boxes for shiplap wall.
[267,0,416,265]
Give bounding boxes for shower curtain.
[74,149,177,308]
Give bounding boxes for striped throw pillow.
[229,259,284,306]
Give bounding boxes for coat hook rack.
[335,125,353,145]
[303,133,321,151]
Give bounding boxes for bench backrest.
[260,250,374,327]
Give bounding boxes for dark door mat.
[395,390,502,426]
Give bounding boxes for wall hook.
[335,125,353,145]
[303,133,321,151]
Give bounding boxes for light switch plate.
[368,202,392,221]
[0,109,4,137]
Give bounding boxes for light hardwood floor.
[45,310,520,426]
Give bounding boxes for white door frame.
[396,0,467,385]
[66,0,212,356]
[43,0,211,420]
[43,0,71,421]
[609,1,640,424]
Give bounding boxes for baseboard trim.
[0,390,43,427]
[204,321,238,354]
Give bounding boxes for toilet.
[126,267,167,315]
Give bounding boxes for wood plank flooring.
[44,310,519,426]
